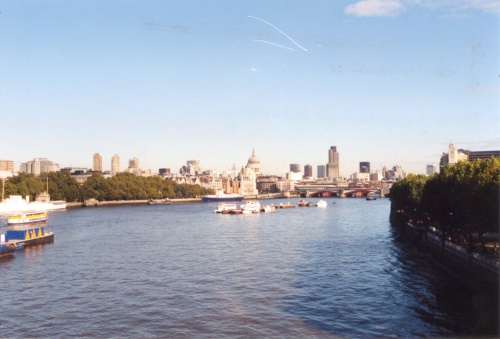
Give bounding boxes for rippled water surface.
[0,198,481,337]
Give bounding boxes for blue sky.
[1,0,498,176]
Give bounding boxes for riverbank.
[67,198,201,208]
[390,211,499,336]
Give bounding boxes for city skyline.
[1,1,498,176]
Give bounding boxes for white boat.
[0,195,65,214]
[241,201,261,214]
[202,191,244,203]
[262,204,276,212]
[215,203,238,214]
[7,211,48,225]
[316,200,327,208]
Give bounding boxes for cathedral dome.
[247,148,260,165]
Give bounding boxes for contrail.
[252,39,295,51]
[248,15,308,52]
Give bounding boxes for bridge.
[294,188,390,198]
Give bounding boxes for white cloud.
[344,0,405,17]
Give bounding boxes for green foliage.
[4,172,215,202]
[391,157,500,236]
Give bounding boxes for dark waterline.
[0,198,493,337]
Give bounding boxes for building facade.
[426,164,436,175]
[290,163,301,173]
[111,154,120,175]
[359,162,370,173]
[0,160,14,174]
[19,158,60,176]
[304,164,312,178]
[93,153,102,172]
[326,146,339,179]
[317,165,326,179]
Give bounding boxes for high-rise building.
[111,154,120,175]
[304,164,312,178]
[317,165,325,179]
[359,162,370,173]
[426,164,436,175]
[93,153,102,172]
[290,164,301,173]
[129,157,139,169]
[0,160,14,174]
[326,146,339,179]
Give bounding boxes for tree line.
[390,157,499,247]
[2,172,215,202]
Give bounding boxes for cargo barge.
[1,226,54,249]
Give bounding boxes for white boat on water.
[241,201,261,214]
[316,200,327,208]
[0,195,66,214]
[8,211,48,225]
[262,204,276,212]
[215,203,238,214]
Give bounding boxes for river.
[0,198,492,337]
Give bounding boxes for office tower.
[93,153,102,172]
[359,162,370,173]
[426,164,436,175]
[290,163,301,173]
[317,165,325,179]
[129,157,139,169]
[326,146,339,179]
[0,160,14,174]
[111,154,120,175]
[304,164,312,178]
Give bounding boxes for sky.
[1,0,499,177]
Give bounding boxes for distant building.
[317,165,326,179]
[466,150,500,161]
[159,168,170,175]
[19,158,60,176]
[304,164,312,178]
[290,163,301,173]
[426,164,436,175]
[129,157,139,169]
[326,146,339,179]
[111,154,120,175]
[0,160,14,174]
[439,141,469,172]
[93,153,102,172]
[359,162,370,173]
[246,148,262,176]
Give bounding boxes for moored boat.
[262,204,276,212]
[316,200,327,208]
[366,196,377,201]
[0,195,66,214]
[215,203,238,214]
[0,243,16,257]
[298,199,308,207]
[241,201,261,214]
[7,211,48,225]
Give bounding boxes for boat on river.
[215,203,238,214]
[0,195,66,214]
[241,201,261,214]
[7,211,48,225]
[366,196,377,201]
[316,200,327,208]
[0,243,16,257]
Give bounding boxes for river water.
[0,198,490,337]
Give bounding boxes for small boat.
[298,199,308,207]
[316,200,327,208]
[215,203,238,214]
[262,204,276,212]
[0,243,16,257]
[7,211,48,225]
[366,196,377,201]
[241,201,261,214]
[147,199,157,205]
[163,199,172,204]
